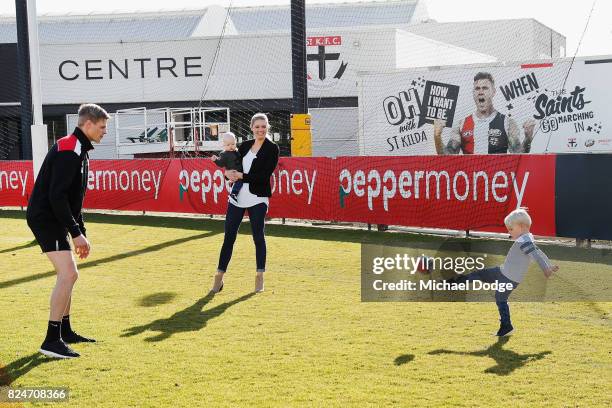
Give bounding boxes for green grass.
[0,209,611,407]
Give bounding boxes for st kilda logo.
[307,36,348,89]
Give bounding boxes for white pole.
[27,0,48,179]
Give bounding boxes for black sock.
[61,315,73,337]
[44,321,61,343]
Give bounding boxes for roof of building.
[0,0,423,44]
[229,0,420,34]
[0,12,203,44]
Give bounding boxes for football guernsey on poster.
[358,56,612,155]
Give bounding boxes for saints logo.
[307,36,349,90]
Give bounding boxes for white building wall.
[310,107,359,157]
[67,113,134,159]
[39,27,493,105]
[405,19,566,62]
[39,29,397,104]
[394,29,496,69]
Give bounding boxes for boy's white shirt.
[500,231,551,283]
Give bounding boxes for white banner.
[38,30,399,104]
[359,57,612,155]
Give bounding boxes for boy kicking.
[26,104,109,358]
[448,208,558,336]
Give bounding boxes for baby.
[211,132,243,201]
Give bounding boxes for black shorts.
[30,226,71,253]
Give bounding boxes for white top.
[500,232,552,283]
[229,149,269,208]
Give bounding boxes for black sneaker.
[496,323,514,337]
[39,340,80,359]
[63,332,96,344]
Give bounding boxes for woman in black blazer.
[211,113,279,293]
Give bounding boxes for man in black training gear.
[27,103,109,359]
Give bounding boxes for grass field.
[1,209,611,407]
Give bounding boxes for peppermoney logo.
[338,168,530,211]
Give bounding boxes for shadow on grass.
[0,231,219,290]
[0,353,59,386]
[139,292,178,307]
[3,209,609,265]
[121,291,255,342]
[428,337,551,376]
[0,240,37,254]
[0,209,435,246]
[393,354,415,366]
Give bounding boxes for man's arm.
[433,119,461,155]
[74,213,90,259]
[77,213,86,238]
[522,119,535,153]
[507,117,535,153]
[49,152,83,238]
[507,117,523,153]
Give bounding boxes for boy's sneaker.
[39,340,80,359]
[63,331,96,344]
[495,323,514,337]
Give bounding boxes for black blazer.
[238,137,279,197]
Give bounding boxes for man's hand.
[544,265,559,278]
[433,119,446,135]
[210,155,219,162]
[73,235,91,260]
[433,119,447,155]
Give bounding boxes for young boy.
[448,208,559,336]
[211,132,243,201]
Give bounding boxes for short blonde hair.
[504,208,532,228]
[221,132,236,143]
[77,103,109,126]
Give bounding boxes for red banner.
[0,156,556,236]
[0,161,34,207]
[334,155,556,236]
[268,157,334,220]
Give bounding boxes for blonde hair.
[504,207,532,229]
[221,132,236,143]
[77,103,109,126]
[250,113,270,128]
